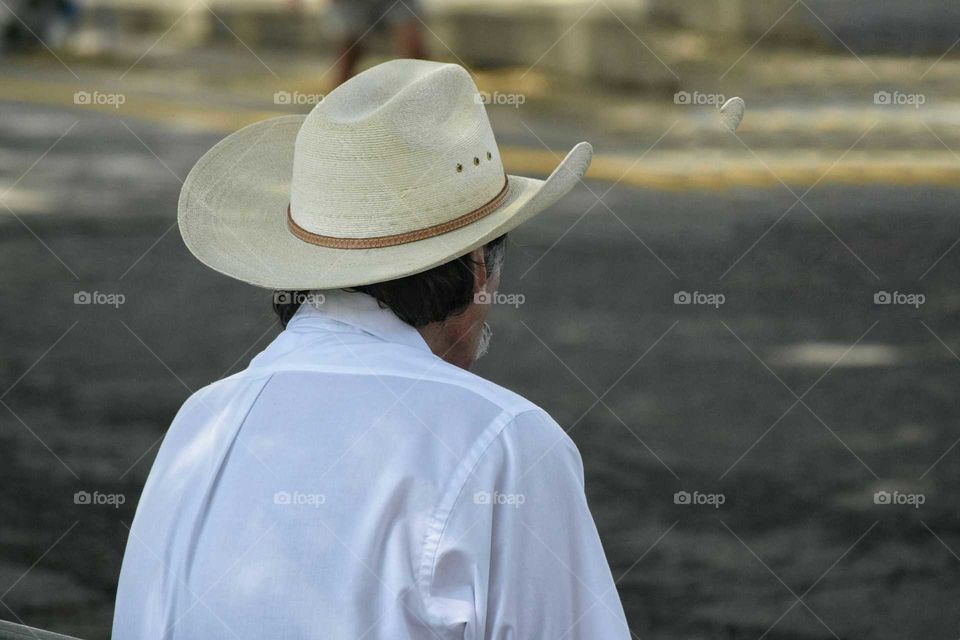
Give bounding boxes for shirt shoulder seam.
[233,361,534,414]
[415,406,545,623]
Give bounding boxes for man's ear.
[470,247,488,294]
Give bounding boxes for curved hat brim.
[178,115,592,290]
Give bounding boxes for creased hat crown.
[177,58,591,290]
[289,60,505,241]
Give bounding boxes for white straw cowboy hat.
[178,59,592,289]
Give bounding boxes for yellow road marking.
[4,76,960,190]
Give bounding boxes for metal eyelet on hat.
[473,157,480,166]
[456,163,463,173]
[486,151,492,160]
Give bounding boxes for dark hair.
[273,235,507,328]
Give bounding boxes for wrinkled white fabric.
[113,291,630,639]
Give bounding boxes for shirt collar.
[287,290,431,353]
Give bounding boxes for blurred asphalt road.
[2,50,960,640]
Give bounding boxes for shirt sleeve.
[424,409,632,640]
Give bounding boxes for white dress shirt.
[113,291,630,639]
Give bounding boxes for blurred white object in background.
[720,96,746,132]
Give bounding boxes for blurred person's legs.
[0,0,28,52]
[334,37,366,88]
[329,0,426,86]
[394,13,425,61]
[46,0,80,48]
[1,0,74,50]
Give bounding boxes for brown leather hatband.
[287,176,511,250]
